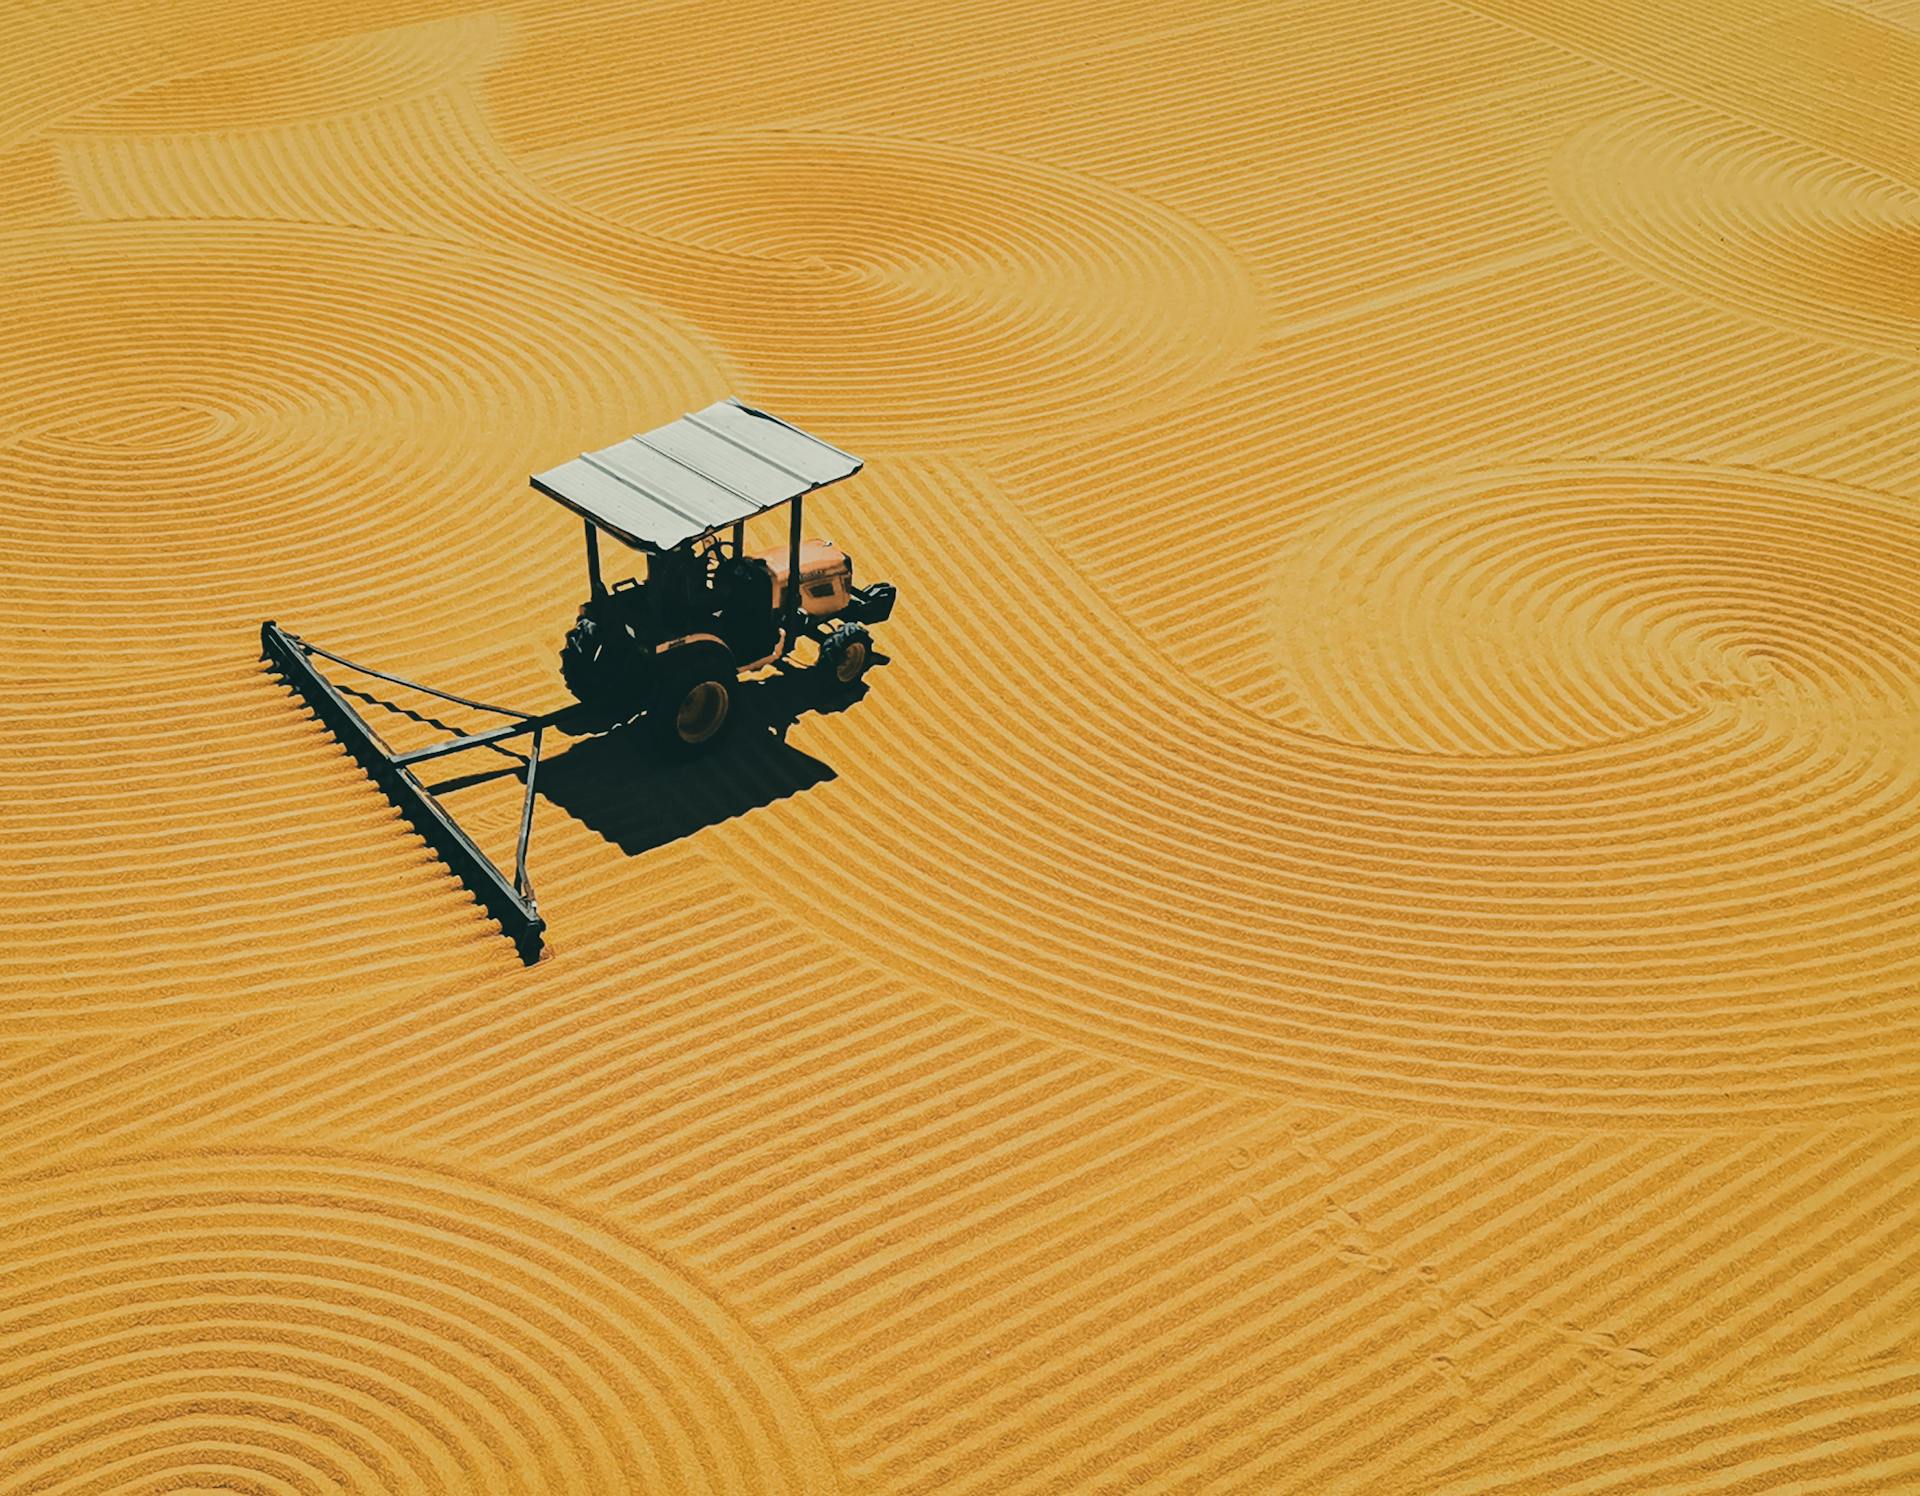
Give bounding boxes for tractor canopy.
[530,398,862,552]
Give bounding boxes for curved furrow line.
[1004,259,1897,729]
[1552,94,1920,360]
[399,958,898,1157]
[799,1120,1547,1388]
[0,1153,837,1495]
[728,782,1920,1115]
[1460,0,1920,189]
[511,131,1260,450]
[726,1090,1257,1347]
[649,456,1920,1118]
[687,1075,1228,1298]
[828,1120,1602,1404]
[0,220,724,677]
[3,683,1879,872]
[812,1161,1345,1442]
[1269,463,1920,754]
[851,1133,1485,1488]
[783,1111,1347,1409]
[444,979,966,1184]
[842,625,1907,959]
[570,1014,1055,1214]
[885,506,1873,887]
[1639,1145,1920,1394]
[1374,1129,1891,1487]
[44,62,1261,458]
[58,16,514,136]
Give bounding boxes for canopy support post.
[585,519,605,598]
[787,495,804,617]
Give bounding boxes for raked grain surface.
[3,1,1918,1491]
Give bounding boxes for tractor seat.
[714,555,780,659]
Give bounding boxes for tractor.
[537,399,896,750]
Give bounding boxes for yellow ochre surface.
[4,0,1919,1490]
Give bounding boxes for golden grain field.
[4,0,1919,1490]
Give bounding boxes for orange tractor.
[541,399,895,750]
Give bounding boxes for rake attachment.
[261,621,557,961]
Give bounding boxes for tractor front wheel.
[817,623,873,687]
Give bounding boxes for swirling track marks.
[50,23,514,230]
[482,0,1208,158]
[0,1153,836,1495]
[994,236,1901,735]
[518,132,1259,448]
[1262,1129,1920,1491]
[0,222,722,675]
[805,0,1619,323]
[47,37,1258,459]
[83,113,1254,453]
[777,1122,1920,1493]
[1272,462,1920,754]
[33,788,1886,1486]
[1553,96,1920,360]
[60,17,510,134]
[3,1,1918,1490]
[685,456,1920,1121]
[1462,0,1920,190]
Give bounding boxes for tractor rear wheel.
[817,623,873,687]
[652,659,735,754]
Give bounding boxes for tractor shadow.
[527,660,880,859]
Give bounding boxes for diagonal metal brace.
[261,620,548,961]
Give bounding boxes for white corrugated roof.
[530,399,862,550]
